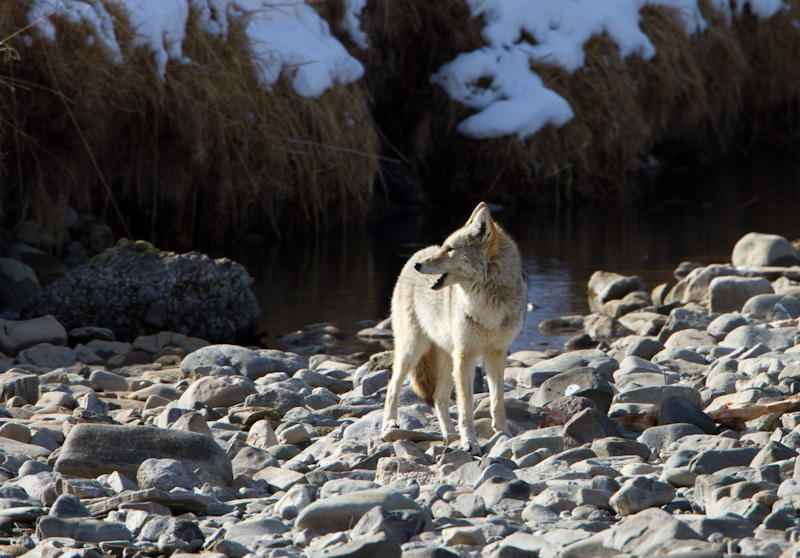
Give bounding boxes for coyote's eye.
[444,246,454,253]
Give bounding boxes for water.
[234,152,800,355]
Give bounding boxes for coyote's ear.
[467,202,495,240]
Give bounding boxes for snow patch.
[434,0,790,141]
[27,0,365,97]
[340,0,369,49]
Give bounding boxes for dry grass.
[0,0,379,247]
[4,0,800,243]
[326,0,800,208]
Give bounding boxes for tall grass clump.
[327,0,800,208]
[0,0,379,247]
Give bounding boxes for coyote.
[382,202,528,454]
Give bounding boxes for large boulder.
[708,276,773,314]
[22,240,260,343]
[732,232,800,267]
[0,315,67,356]
[0,258,41,313]
[54,423,232,483]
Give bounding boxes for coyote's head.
[415,202,500,290]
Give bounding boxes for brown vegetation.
[3,0,800,245]
[0,1,379,247]
[337,0,800,208]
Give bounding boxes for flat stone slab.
[54,423,232,483]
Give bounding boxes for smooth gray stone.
[350,505,421,545]
[54,423,232,484]
[531,368,615,412]
[0,315,66,356]
[750,440,797,469]
[308,533,400,558]
[743,293,800,321]
[49,494,91,518]
[0,371,39,404]
[223,516,290,546]
[609,476,676,515]
[561,508,701,558]
[244,386,304,414]
[138,516,205,546]
[720,325,792,351]
[475,477,531,509]
[380,428,441,443]
[707,313,749,341]
[562,408,621,449]
[657,308,714,343]
[36,516,132,543]
[637,423,705,457]
[732,232,800,267]
[709,276,773,314]
[295,489,425,534]
[137,458,202,491]
[658,395,716,435]
[689,448,761,475]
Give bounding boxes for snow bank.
[27,0,366,97]
[432,0,789,141]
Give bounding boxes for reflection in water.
[234,152,800,354]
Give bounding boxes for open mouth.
[431,273,448,290]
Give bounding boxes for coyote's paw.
[459,438,482,456]
[381,419,400,441]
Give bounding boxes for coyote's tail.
[410,347,437,406]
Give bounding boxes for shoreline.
[1,232,800,555]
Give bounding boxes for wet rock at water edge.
[22,239,260,343]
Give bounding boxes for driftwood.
[705,395,800,430]
[606,395,800,432]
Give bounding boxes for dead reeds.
[0,0,379,247]
[331,0,800,208]
[4,0,800,245]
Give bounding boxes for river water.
[234,152,800,355]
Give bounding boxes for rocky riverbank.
[2,232,800,557]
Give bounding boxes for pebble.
[2,231,800,557]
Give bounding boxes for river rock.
[530,368,614,412]
[637,423,705,457]
[54,423,232,483]
[720,325,792,351]
[49,494,91,518]
[21,239,260,342]
[0,315,67,356]
[588,271,645,308]
[36,516,132,543]
[562,408,621,448]
[245,386,305,414]
[707,313,749,340]
[350,505,420,545]
[658,395,717,434]
[137,458,202,491]
[295,489,425,534]
[223,516,290,546]
[312,533,401,558]
[16,343,77,369]
[177,375,257,408]
[732,232,800,267]
[0,258,41,313]
[609,476,676,515]
[657,308,714,343]
[742,293,800,321]
[561,508,701,557]
[708,276,773,314]
[0,371,39,404]
[180,344,278,380]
